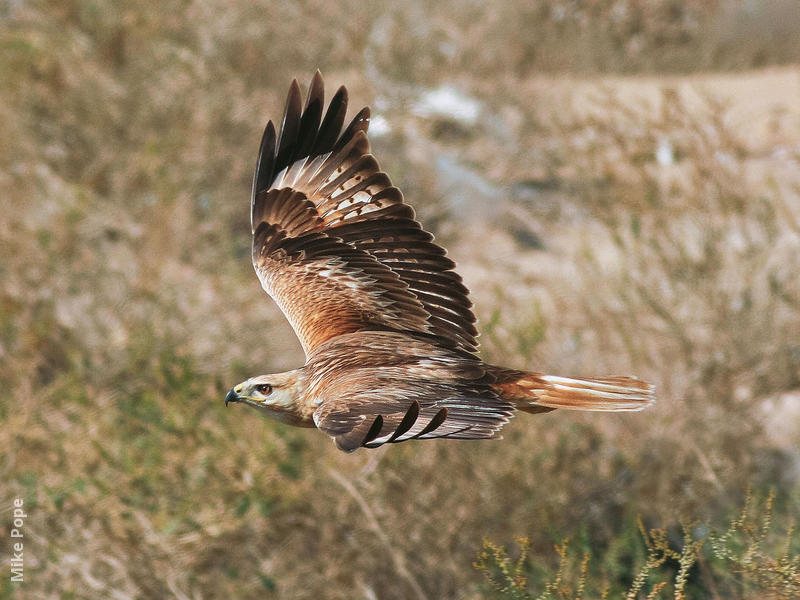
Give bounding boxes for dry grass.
[2,1,800,598]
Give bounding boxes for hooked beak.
[225,388,240,407]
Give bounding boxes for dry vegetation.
[2,1,800,598]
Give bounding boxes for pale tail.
[494,370,656,413]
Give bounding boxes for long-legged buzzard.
[225,72,655,452]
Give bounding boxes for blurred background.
[2,1,799,598]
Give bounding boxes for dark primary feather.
[312,85,348,158]
[294,71,324,160]
[251,122,276,229]
[274,80,303,172]
[250,71,479,355]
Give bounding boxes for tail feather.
[492,369,655,413]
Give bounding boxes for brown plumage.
[225,72,655,452]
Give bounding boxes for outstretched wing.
[315,396,512,453]
[306,332,514,452]
[251,72,478,357]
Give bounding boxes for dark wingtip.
[362,414,385,446]
[295,72,325,159]
[388,400,420,442]
[308,70,324,105]
[335,106,370,151]
[274,79,303,172]
[286,78,302,106]
[251,120,276,230]
[310,84,349,158]
[412,407,448,439]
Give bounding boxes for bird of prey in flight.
[225,72,655,452]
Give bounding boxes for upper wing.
[251,72,478,357]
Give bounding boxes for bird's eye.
[255,383,272,396]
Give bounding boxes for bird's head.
[225,370,308,425]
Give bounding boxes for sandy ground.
[457,64,800,280]
[524,66,800,153]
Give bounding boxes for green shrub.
[476,491,799,599]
